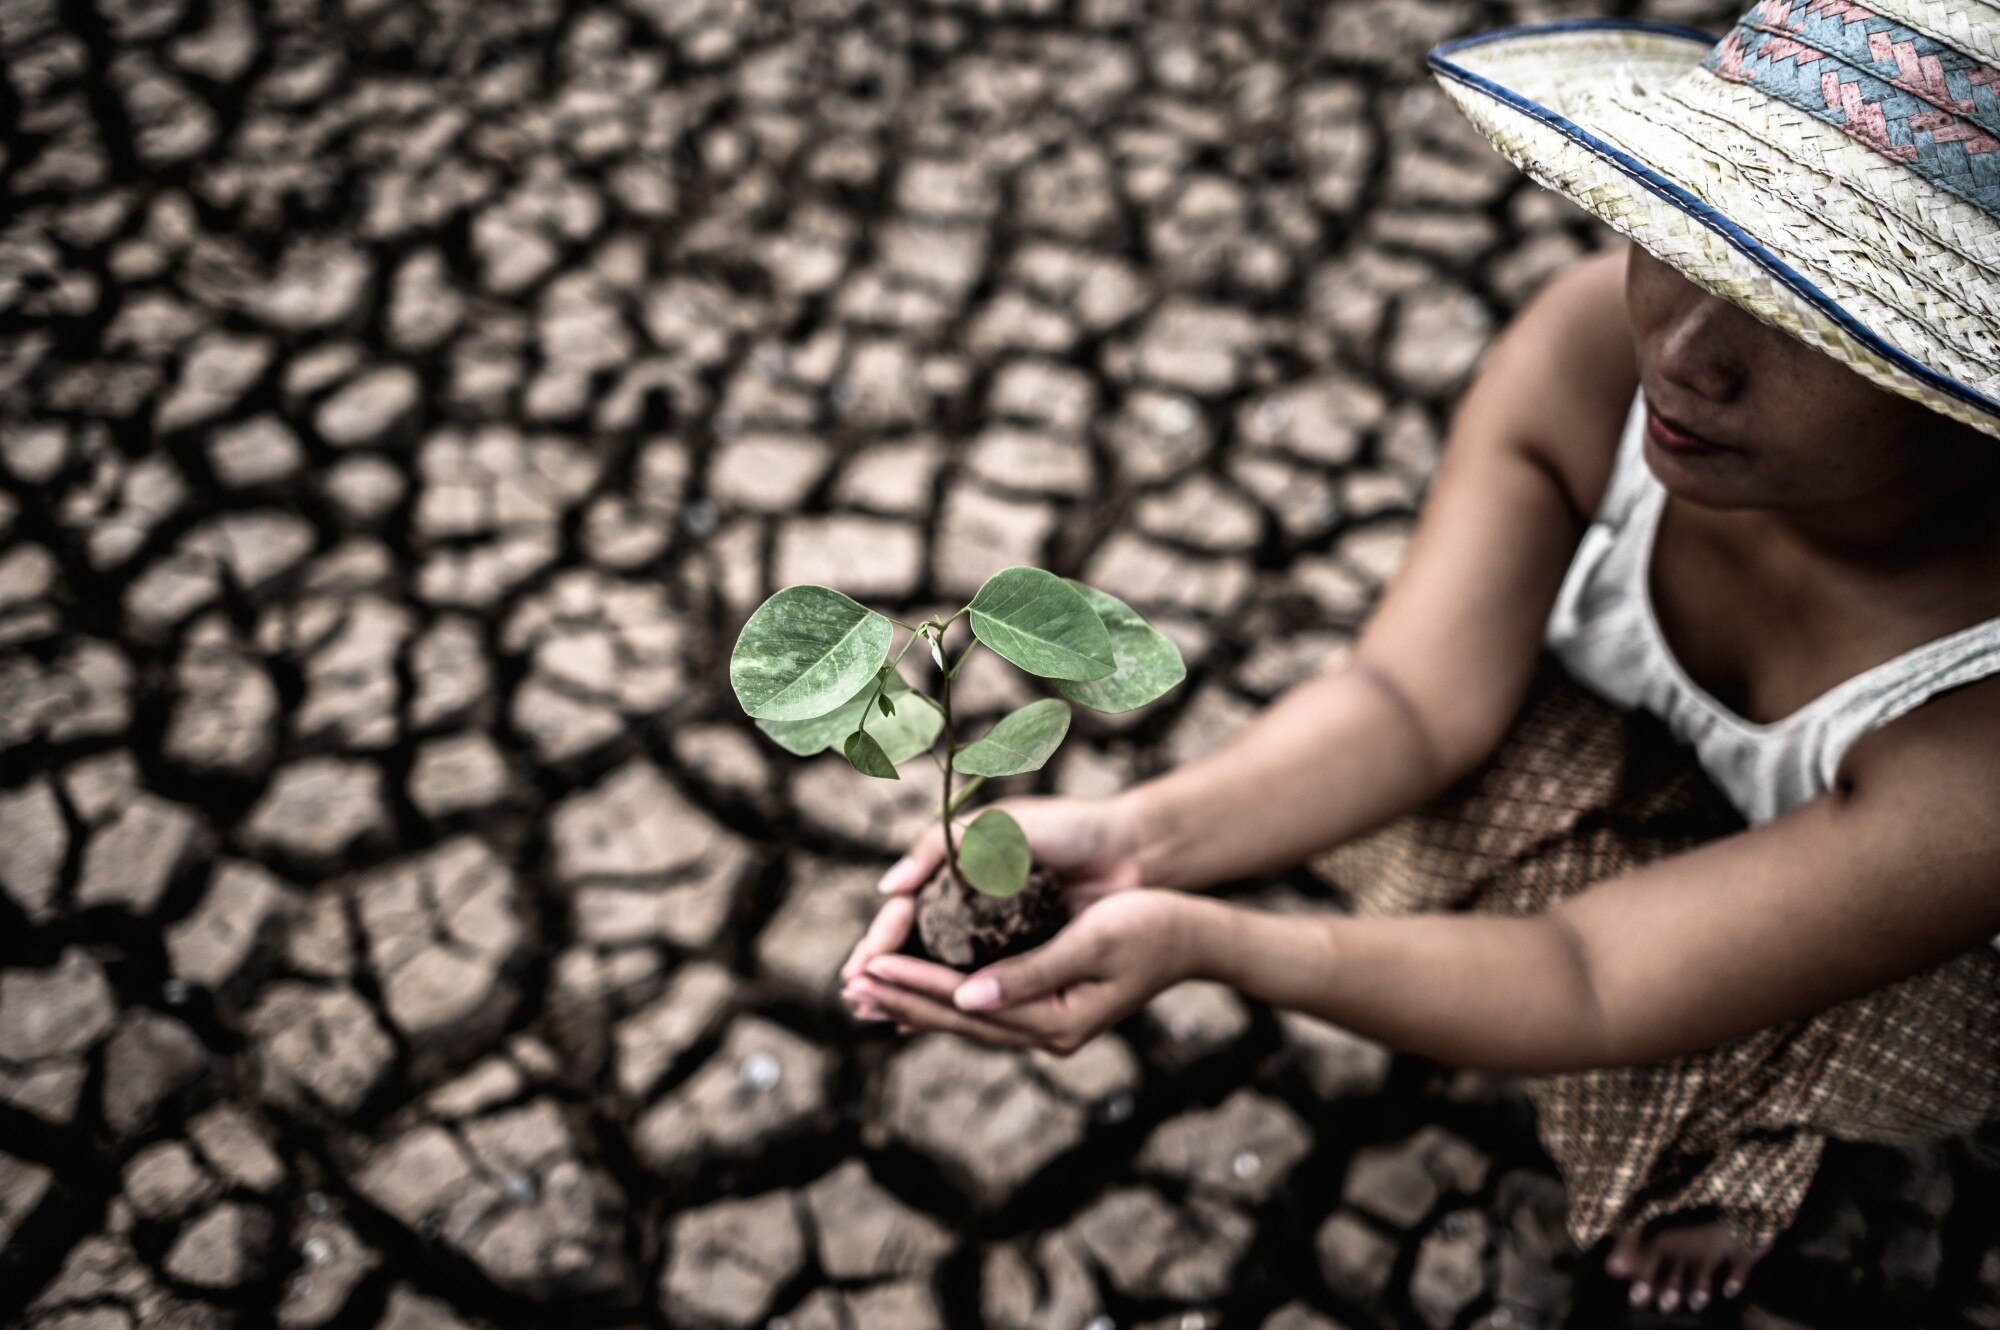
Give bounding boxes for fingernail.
[1628,1282,1650,1308]
[878,856,915,894]
[1689,1290,1709,1311]
[1723,1280,1743,1299]
[1606,1255,1631,1278]
[956,976,1001,1011]
[854,1001,888,1022]
[1658,1288,1679,1313]
[864,957,895,979]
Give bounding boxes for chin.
[1641,438,1768,509]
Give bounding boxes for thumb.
[878,825,946,895]
[955,931,1092,1012]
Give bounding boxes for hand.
[843,889,1212,1054]
[839,793,1153,1014]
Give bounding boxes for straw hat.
[1430,0,2000,438]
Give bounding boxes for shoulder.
[1459,246,1639,525]
[1836,670,2000,809]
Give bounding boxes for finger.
[954,929,1099,1012]
[878,825,947,895]
[848,976,1037,1048]
[840,896,915,984]
[862,953,967,1001]
[865,954,1114,1045]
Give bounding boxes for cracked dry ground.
[2,0,1998,1328]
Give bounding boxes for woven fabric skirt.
[1309,658,2000,1251]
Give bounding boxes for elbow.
[1344,654,1526,799]
[1525,911,1625,1073]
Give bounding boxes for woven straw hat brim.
[1431,20,2000,441]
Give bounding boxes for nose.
[1649,291,1747,403]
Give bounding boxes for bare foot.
[1605,1215,1771,1314]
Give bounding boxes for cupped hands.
[841,887,1212,1055]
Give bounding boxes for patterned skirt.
[1309,658,2000,1251]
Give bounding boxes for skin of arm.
[842,247,1639,991]
[1122,247,1640,892]
[1191,671,2000,1072]
[859,674,2000,1070]
[851,243,2000,1071]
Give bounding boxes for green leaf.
[843,729,898,779]
[953,699,1071,777]
[867,690,944,765]
[877,692,896,717]
[731,586,894,722]
[755,668,902,756]
[1053,581,1187,714]
[756,667,940,765]
[956,808,1031,898]
[967,567,1116,682]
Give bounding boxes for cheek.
[1754,417,1916,500]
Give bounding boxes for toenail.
[1629,1282,1651,1307]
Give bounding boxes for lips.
[1645,404,1732,454]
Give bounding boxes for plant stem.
[936,625,963,888]
[946,775,984,817]
[949,638,979,677]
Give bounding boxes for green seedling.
[729,567,1186,898]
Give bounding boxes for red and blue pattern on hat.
[1425,0,2000,440]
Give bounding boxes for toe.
[1686,1249,1722,1312]
[1628,1236,1672,1310]
[1632,1232,1680,1304]
[1607,1224,1645,1280]
[1654,1254,1683,1313]
[1721,1239,1771,1300]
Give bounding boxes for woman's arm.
[867,671,2000,1069]
[846,247,1640,992]
[1126,247,1640,891]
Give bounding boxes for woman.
[842,0,2000,1313]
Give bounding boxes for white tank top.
[1546,390,2000,951]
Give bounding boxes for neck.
[1758,450,2000,572]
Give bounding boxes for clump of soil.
[912,864,1066,971]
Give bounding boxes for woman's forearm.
[1121,660,1474,892]
[1180,893,1614,1074]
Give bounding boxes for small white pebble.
[683,499,719,536]
[739,1050,782,1093]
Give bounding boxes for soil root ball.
[913,866,1066,971]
